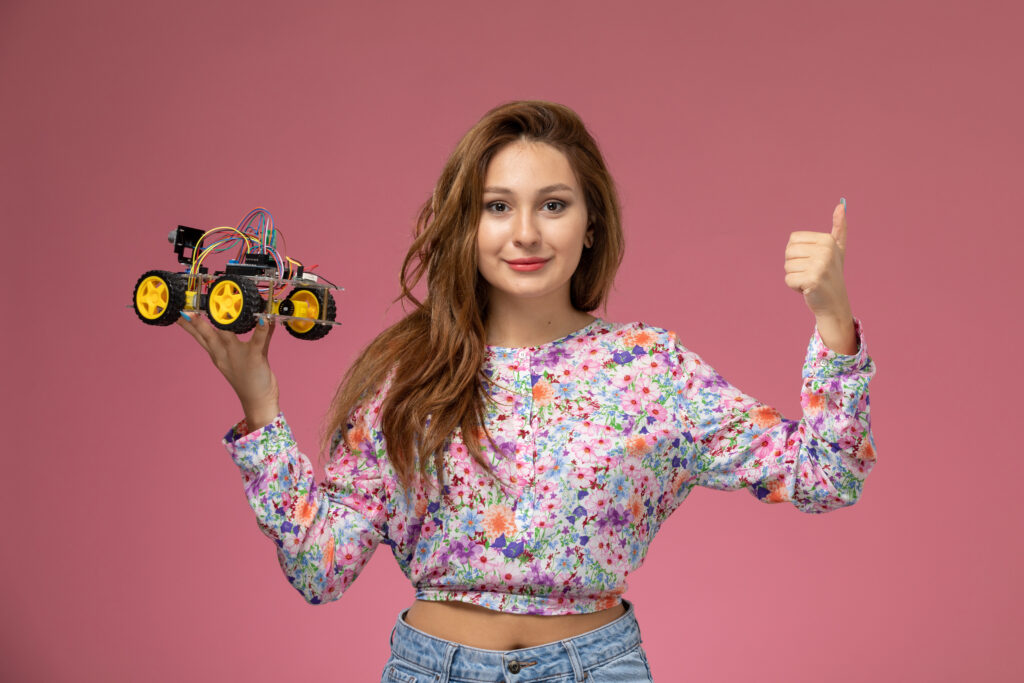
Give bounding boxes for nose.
[512,211,541,248]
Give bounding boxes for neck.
[484,293,596,348]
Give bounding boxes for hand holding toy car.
[130,207,342,430]
[178,313,281,430]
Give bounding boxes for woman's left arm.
[670,317,876,514]
[669,199,877,513]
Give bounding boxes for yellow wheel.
[205,275,262,333]
[132,270,185,326]
[208,279,244,324]
[282,287,336,340]
[137,276,169,319]
[286,289,319,333]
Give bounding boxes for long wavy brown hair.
[322,100,625,492]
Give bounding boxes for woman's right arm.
[178,314,386,604]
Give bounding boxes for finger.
[785,243,823,259]
[787,231,832,245]
[187,312,229,349]
[209,324,242,348]
[784,272,811,292]
[783,257,813,273]
[263,321,276,357]
[250,316,269,345]
[190,315,244,363]
[177,315,212,353]
[251,318,276,358]
[831,198,847,251]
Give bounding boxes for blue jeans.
[381,599,654,682]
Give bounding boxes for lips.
[506,258,550,265]
[505,257,550,272]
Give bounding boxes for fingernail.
[259,317,265,326]
[840,197,847,214]
[181,311,191,321]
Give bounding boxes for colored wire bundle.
[187,208,307,294]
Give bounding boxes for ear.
[584,226,594,248]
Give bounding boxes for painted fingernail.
[181,311,191,321]
[258,317,265,326]
[840,197,847,214]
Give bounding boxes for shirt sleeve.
[223,404,387,604]
[669,317,877,514]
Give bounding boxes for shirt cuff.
[222,412,294,471]
[804,316,870,378]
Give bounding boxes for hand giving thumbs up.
[784,198,857,353]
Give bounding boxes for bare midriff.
[402,599,626,650]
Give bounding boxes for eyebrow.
[483,183,576,195]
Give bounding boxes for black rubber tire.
[205,275,263,334]
[283,287,336,341]
[132,270,186,326]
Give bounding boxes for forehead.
[483,140,578,189]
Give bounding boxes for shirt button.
[508,661,521,673]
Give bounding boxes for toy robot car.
[131,208,341,340]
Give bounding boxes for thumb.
[831,197,848,250]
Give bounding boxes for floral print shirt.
[224,317,876,615]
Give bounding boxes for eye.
[486,201,510,213]
[543,200,567,213]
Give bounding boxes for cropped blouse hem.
[414,587,624,617]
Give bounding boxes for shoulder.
[357,366,398,430]
[561,320,686,379]
[587,319,681,352]
[329,365,396,453]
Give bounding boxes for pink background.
[3,0,1021,680]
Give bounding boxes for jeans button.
[508,661,521,674]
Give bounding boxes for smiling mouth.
[505,258,550,271]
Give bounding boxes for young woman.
[178,101,876,682]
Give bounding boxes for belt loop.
[438,643,458,683]
[561,639,586,682]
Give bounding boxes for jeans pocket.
[381,659,439,683]
[586,645,655,682]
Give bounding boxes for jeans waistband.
[388,600,641,682]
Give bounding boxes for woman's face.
[476,139,592,310]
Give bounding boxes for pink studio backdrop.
[2,1,1020,681]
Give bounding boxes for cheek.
[475,219,499,255]
[559,218,590,253]
[475,224,500,281]
[474,231,487,268]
